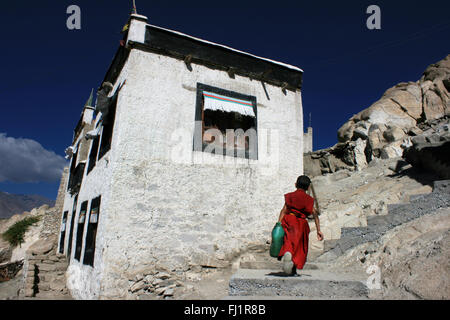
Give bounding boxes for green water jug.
[269,222,285,258]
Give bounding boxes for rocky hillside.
[305,54,450,177]
[224,158,449,300]
[221,54,449,300]
[0,168,69,300]
[0,192,54,220]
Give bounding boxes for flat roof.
[147,24,303,73]
[104,17,303,90]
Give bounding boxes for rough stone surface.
[404,117,450,179]
[306,55,449,178]
[307,157,436,252]
[328,208,450,299]
[315,179,450,262]
[229,269,368,298]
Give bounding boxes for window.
[98,95,118,160]
[67,141,86,195]
[66,195,78,260]
[83,196,101,267]
[74,201,88,261]
[58,211,68,254]
[194,84,258,159]
[67,142,79,191]
[87,135,100,174]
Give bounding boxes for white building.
[58,13,305,299]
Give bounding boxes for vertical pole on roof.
[132,0,137,14]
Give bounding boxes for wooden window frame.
[193,83,258,160]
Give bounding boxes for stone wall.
[54,167,69,213]
[22,237,70,299]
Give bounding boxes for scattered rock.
[130,281,147,293]
[163,288,174,296]
[155,272,171,280]
[28,239,54,255]
[155,287,165,295]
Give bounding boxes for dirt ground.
[174,268,235,300]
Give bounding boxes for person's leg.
[282,252,294,274]
[278,215,298,275]
[292,219,310,273]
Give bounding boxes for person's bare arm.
[312,208,324,241]
[278,204,288,223]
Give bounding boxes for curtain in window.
[203,91,255,117]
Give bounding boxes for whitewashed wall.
[64,48,304,299]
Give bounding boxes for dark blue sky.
[1,0,449,199]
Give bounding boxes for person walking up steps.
[277,175,324,275]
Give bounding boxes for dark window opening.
[67,142,79,191]
[98,95,118,160]
[68,163,85,196]
[66,195,78,260]
[203,109,256,156]
[194,84,258,159]
[74,201,88,261]
[83,196,101,267]
[87,135,100,174]
[59,211,68,254]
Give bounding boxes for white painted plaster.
[61,47,304,299]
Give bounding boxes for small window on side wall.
[83,196,101,267]
[98,95,118,160]
[66,194,78,260]
[87,135,100,174]
[59,211,68,254]
[74,201,88,261]
[193,84,258,160]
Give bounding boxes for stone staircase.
[22,237,72,299]
[228,268,368,299]
[227,241,369,299]
[315,180,450,262]
[227,180,450,299]
[227,247,369,299]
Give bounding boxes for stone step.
[433,180,450,193]
[33,292,72,300]
[240,260,281,270]
[408,193,431,202]
[386,203,408,214]
[228,269,368,299]
[240,259,320,270]
[340,226,370,238]
[323,239,339,252]
[316,186,450,262]
[389,192,450,216]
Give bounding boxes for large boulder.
[403,117,450,179]
[307,55,449,178]
[335,54,449,164]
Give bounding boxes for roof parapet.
[126,14,148,48]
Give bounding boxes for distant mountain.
[0,192,54,219]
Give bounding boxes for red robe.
[278,189,314,270]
